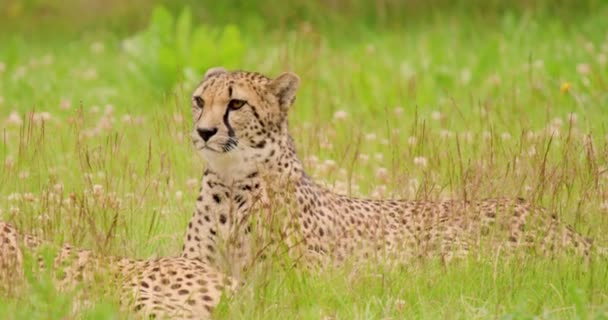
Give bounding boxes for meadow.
[1,1,608,318]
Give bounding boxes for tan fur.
[0,222,235,319]
[183,68,594,278]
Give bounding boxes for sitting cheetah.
[182,67,597,276]
[0,221,235,319]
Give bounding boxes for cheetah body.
[182,68,593,276]
[0,221,234,319]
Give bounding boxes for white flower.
[60,99,71,110]
[576,63,591,75]
[333,110,348,120]
[7,193,21,201]
[53,183,64,194]
[93,184,104,196]
[440,129,453,139]
[413,156,428,168]
[19,171,30,180]
[323,159,336,169]
[6,111,22,126]
[431,111,442,120]
[407,136,417,145]
[375,167,389,181]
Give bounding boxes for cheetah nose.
[197,127,218,142]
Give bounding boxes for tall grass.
[1,2,607,319]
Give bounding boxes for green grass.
[1,1,608,319]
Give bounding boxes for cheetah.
[182,67,598,276]
[0,221,235,319]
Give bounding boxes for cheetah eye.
[193,96,205,109]
[228,99,246,110]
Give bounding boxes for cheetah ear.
[203,67,227,81]
[269,72,300,110]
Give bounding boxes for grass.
[1,1,608,319]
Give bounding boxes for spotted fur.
[183,68,595,277]
[0,221,235,319]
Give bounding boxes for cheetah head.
[191,67,300,176]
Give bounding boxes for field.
[1,1,608,318]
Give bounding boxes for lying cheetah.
[182,67,597,276]
[0,221,235,319]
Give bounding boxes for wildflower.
[60,99,71,110]
[19,171,30,180]
[9,206,20,215]
[22,193,36,202]
[4,156,15,168]
[53,183,64,194]
[552,117,563,127]
[488,74,501,86]
[501,132,512,141]
[358,154,370,163]
[395,299,407,312]
[323,159,336,169]
[32,112,52,123]
[413,156,428,168]
[365,133,377,141]
[375,167,389,181]
[431,111,442,121]
[333,110,348,121]
[7,193,21,201]
[598,53,607,66]
[576,63,591,75]
[547,126,560,137]
[407,136,417,145]
[394,106,404,116]
[92,184,104,197]
[439,129,453,139]
[560,82,571,94]
[533,60,545,69]
[460,131,473,143]
[6,111,22,126]
[175,191,183,201]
